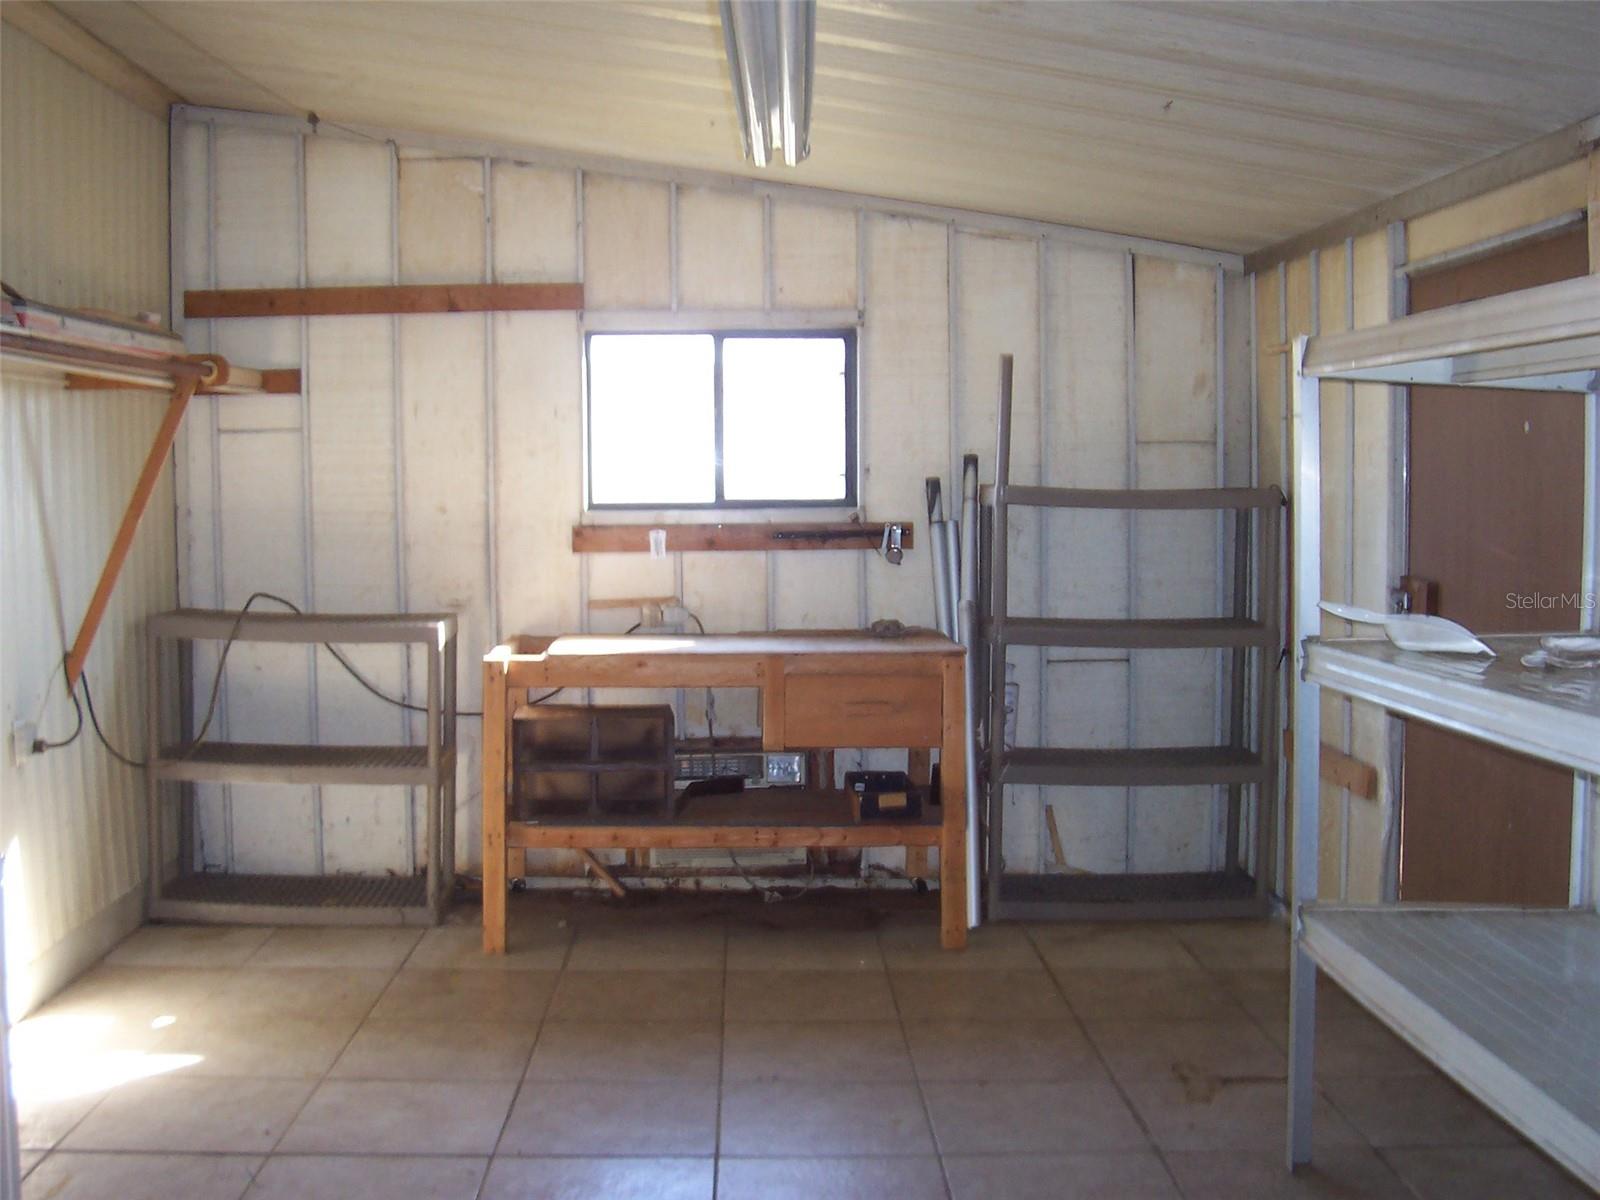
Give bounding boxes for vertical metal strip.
[669,181,680,313]
[576,169,593,706]
[205,119,233,873]
[1213,265,1228,869]
[763,193,776,312]
[1246,273,1261,876]
[1383,220,1409,902]
[1341,236,1357,901]
[484,157,501,647]
[1036,237,1049,873]
[1274,258,1289,894]
[389,141,417,875]
[1287,337,1323,1167]
[855,208,869,645]
[1571,390,1598,906]
[296,130,324,875]
[1124,251,1137,872]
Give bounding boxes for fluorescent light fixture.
[719,0,815,168]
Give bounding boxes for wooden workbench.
[482,631,968,950]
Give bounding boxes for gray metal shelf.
[145,608,458,926]
[995,616,1273,649]
[982,351,1284,921]
[1286,273,1600,1183]
[1001,746,1269,788]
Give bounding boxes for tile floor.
[11,892,1590,1199]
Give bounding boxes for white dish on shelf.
[1319,602,1495,655]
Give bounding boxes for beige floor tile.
[1164,1147,1416,1199]
[545,969,722,1022]
[330,1020,538,1081]
[246,926,422,970]
[1085,1017,1285,1085]
[525,1020,721,1082]
[725,929,883,971]
[1172,919,1290,969]
[107,924,275,968]
[406,923,571,970]
[62,1075,314,1153]
[151,1014,358,1078]
[480,1155,713,1200]
[1121,1077,1364,1154]
[23,1151,260,1200]
[889,968,1070,1021]
[944,1151,1180,1199]
[724,969,895,1022]
[244,1154,487,1199]
[902,1018,1102,1082]
[716,1156,946,1200]
[201,968,393,1023]
[564,924,726,971]
[1258,1012,1435,1078]
[277,1080,516,1155]
[39,965,233,1030]
[1383,1145,1595,1200]
[922,1080,1148,1154]
[1319,1073,1521,1149]
[880,920,1039,971]
[722,1020,911,1081]
[1211,968,1365,1027]
[16,1091,105,1151]
[1031,924,1203,971]
[1052,967,1246,1021]
[719,1081,934,1156]
[498,1082,718,1155]
[369,968,555,1024]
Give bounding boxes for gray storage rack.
[983,353,1284,920]
[1287,272,1600,1187]
[145,608,458,925]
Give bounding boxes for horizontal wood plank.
[1283,728,1381,800]
[507,822,942,850]
[65,367,302,395]
[572,522,914,553]
[184,282,584,319]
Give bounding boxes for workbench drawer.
[782,673,942,748]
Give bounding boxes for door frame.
[1389,215,1599,909]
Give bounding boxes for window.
[586,330,856,508]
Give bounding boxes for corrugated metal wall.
[173,107,1252,887]
[1,28,171,1015]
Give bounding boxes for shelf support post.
[64,376,198,690]
[1287,336,1323,1168]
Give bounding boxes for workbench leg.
[906,749,932,881]
[482,657,508,954]
[939,660,968,950]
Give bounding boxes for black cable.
[79,672,146,768]
[30,591,577,765]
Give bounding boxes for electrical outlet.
[11,720,38,765]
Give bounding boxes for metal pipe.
[960,452,982,928]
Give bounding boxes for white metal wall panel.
[0,28,169,1014]
[173,107,1237,884]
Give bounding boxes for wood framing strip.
[1282,728,1380,801]
[64,367,302,395]
[506,821,942,850]
[64,377,198,688]
[184,282,584,319]
[573,522,914,554]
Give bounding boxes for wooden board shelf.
[572,521,914,554]
[184,282,584,319]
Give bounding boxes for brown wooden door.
[1400,225,1589,906]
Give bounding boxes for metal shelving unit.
[983,354,1285,920]
[146,608,458,926]
[1287,272,1600,1189]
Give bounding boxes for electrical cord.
[31,591,579,764]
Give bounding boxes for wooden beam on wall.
[65,367,302,394]
[1,2,182,117]
[1246,115,1600,275]
[572,522,915,554]
[184,282,584,319]
[1282,729,1380,802]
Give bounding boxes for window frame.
[584,327,858,511]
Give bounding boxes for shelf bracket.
[64,375,198,690]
